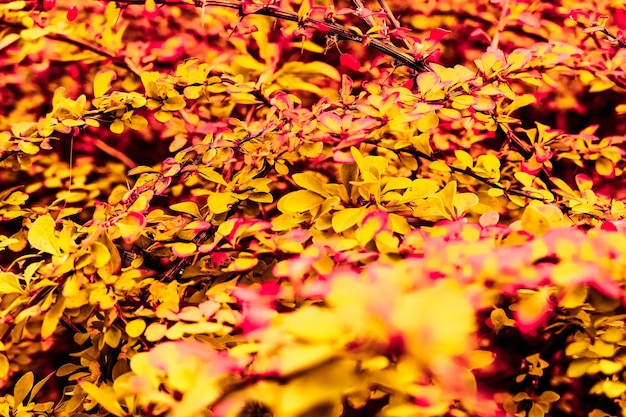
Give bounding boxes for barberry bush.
[3,0,626,416]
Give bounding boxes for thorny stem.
[161,162,274,282]
[366,140,607,221]
[98,0,430,73]
[363,139,549,202]
[0,18,142,76]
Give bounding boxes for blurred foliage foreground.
[4,0,626,416]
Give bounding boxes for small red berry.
[66,5,78,21]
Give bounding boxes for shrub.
[2,0,626,416]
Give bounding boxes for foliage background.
[2,0,626,416]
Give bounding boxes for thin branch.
[102,0,429,73]
[365,140,550,202]
[0,18,141,76]
[93,138,138,168]
[376,0,411,50]
[161,162,273,282]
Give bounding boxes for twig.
[0,18,141,77]
[93,138,138,168]
[100,0,429,73]
[376,0,411,50]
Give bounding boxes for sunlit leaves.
[28,214,61,256]
[79,381,126,417]
[6,0,626,416]
[278,190,325,214]
[93,69,117,98]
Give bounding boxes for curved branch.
[104,0,429,73]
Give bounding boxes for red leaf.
[427,28,451,42]
[66,5,78,21]
[340,53,360,71]
[43,0,55,11]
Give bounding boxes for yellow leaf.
[293,172,329,197]
[42,296,65,339]
[520,204,564,235]
[412,197,450,221]
[596,157,614,177]
[437,181,458,217]
[198,167,228,186]
[355,210,388,246]
[488,187,504,197]
[454,192,479,217]
[13,371,34,406]
[0,354,8,380]
[90,242,111,268]
[126,319,146,338]
[467,350,496,370]
[170,201,202,218]
[207,192,239,214]
[284,307,343,342]
[401,179,439,203]
[476,153,501,180]
[224,255,258,272]
[116,212,146,243]
[155,110,173,122]
[145,323,167,342]
[104,327,122,348]
[599,380,626,398]
[429,160,450,172]
[297,0,312,21]
[416,111,439,132]
[28,215,61,256]
[171,242,197,258]
[392,280,475,358]
[503,94,536,114]
[599,359,622,375]
[416,72,440,94]
[28,372,54,404]
[410,133,433,155]
[144,0,158,16]
[93,69,117,98]
[18,140,39,155]
[278,190,325,213]
[332,207,364,233]
[515,289,548,332]
[515,171,535,187]
[0,33,19,53]
[455,150,473,169]
[279,344,337,376]
[528,404,544,417]
[127,114,148,130]
[490,308,515,334]
[79,381,126,417]
[110,119,124,134]
[0,272,25,294]
[566,358,593,378]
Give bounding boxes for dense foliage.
[2,0,626,416]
